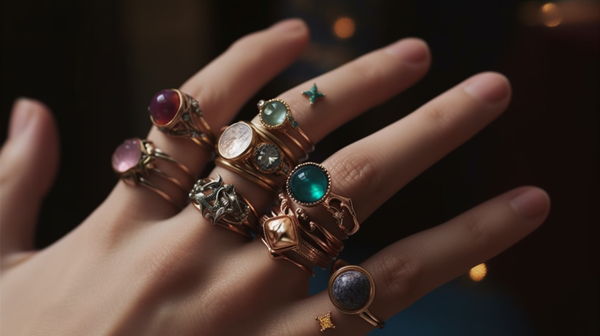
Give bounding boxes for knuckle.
[347,57,387,85]
[372,253,419,299]
[424,103,455,133]
[461,212,489,249]
[328,151,381,199]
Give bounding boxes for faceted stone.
[331,270,371,311]
[112,139,142,173]
[288,164,329,204]
[261,101,288,126]
[149,89,180,125]
[254,143,281,172]
[218,122,253,159]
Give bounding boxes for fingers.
[109,19,310,219]
[324,72,512,221]
[284,187,550,336]
[0,99,59,268]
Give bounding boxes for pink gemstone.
[149,89,181,125]
[112,139,142,173]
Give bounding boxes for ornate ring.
[112,138,193,208]
[256,99,314,159]
[189,174,258,238]
[328,261,385,329]
[260,193,343,275]
[149,89,216,151]
[216,121,297,193]
[286,162,360,236]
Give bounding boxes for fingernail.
[464,73,510,104]
[510,188,550,220]
[9,98,35,138]
[271,18,305,32]
[385,38,429,64]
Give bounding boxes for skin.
[0,19,550,336]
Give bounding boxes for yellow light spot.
[333,17,356,39]
[541,3,563,27]
[469,263,488,282]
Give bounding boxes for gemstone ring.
[215,121,297,193]
[189,174,258,238]
[257,99,315,159]
[286,162,361,236]
[112,138,193,208]
[328,261,385,329]
[149,89,216,151]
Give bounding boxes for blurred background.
[1,0,598,335]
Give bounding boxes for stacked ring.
[149,89,216,151]
[189,174,258,238]
[328,260,385,329]
[286,162,360,236]
[260,194,335,275]
[256,99,314,159]
[215,121,297,193]
[112,138,193,208]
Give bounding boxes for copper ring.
[256,98,315,160]
[112,138,193,208]
[216,121,297,193]
[149,88,216,151]
[189,174,258,238]
[328,261,385,329]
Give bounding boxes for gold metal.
[150,89,216,151]
[256,98,315,159]
[316,311,335,332]
[189,175,258,238]
[115,138,193,209]
[286,162,360,236]
[328,264,385,329]
[216,121,297,194]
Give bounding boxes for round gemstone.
[288,164,329,204]
[218,122,253,159]
[261,101,288,127]
[112,139,142,173]
[331,270,371,311]
[254,143,281,173]
[149,89,181,125]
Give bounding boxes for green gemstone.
[288,164,329,204]
[261,101,288,126]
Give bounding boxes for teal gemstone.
[289,164,329,204]
[261,101,288,126]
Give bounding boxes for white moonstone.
[218,122,253,159]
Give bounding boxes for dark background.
[1,0,598,335]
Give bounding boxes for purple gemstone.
[149,89,181,125]
[112,139,142,173]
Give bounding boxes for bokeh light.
[333,17,356,39]
[469,263,488,282]
[541,3,563,27]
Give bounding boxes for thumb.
[0,98,59,267]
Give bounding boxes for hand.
[0,19,550,336]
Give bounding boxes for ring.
[260,194,335,275]
[256,99,314,159]
[149,89,216,151]
[286,162,360,236]
[112,138,193,208]
[216,121,297,193]
[328,261,385,329]
[189,174,258,238]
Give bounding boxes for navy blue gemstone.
[331,270,370,310]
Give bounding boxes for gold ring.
[286,162,360,236]
[256,99,314,160]
[112,138,192,208]
[189,174,258,238]
[149,89,216,151]
[216,121,297,193]
[328,261,385,329]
